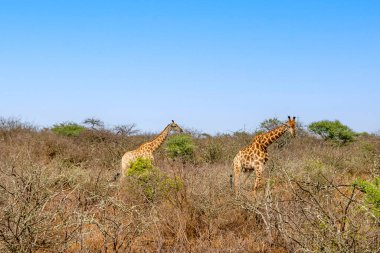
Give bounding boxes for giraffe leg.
[121,156,129,178]
[253,163,264,196]
[233,159,241,195]
[120,153,134,180]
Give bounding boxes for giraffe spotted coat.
[232,116,296,195]
[120,120,183,179]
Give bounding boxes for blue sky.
[1,1,379,134]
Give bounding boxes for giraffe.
[231,116,296,195]
[118,120,183,180]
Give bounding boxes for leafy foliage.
[354,177,380,217]
[165,134,195,163]
[126,158,183,201]
[308,120,356,144]
[126,157,154,178]
[51,122,86,137]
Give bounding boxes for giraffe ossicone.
[232,116,296,195]
[119,120,183,180]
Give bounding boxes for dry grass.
[0,119,379,252]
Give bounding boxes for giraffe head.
[169,120,183,133]
[287,116,296,137]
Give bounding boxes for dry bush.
[0,119,379,252]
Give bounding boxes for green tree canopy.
[308,120,355,144]
[51,122,86,137]
[165,134,195,163]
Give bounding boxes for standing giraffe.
[232,116,296,195]
[119,120,183,179]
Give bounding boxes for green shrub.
[126,157,154,178]
[165,134,195,163]
[353,177,380,217]
[126,158,183,201]
[308,120,356,144]
[51,122,86,137]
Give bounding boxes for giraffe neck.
[147,125,171,152]
[256,125,288,149]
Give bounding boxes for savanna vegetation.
[0,117,379,252]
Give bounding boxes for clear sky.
[1,1,379,134]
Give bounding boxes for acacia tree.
[308,120,355,144]
[113,123,140,136]
[83,118,105,130]
[259,118,282,132]
[51,122,86,137]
